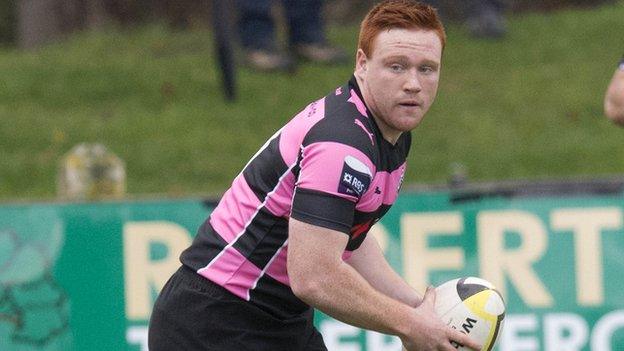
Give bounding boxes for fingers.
[441,344,458,351]
[448,329,482,351]
[422,285,437,306]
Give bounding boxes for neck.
[355,75,402,145]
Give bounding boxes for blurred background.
[0,0,623,202]
[2,1,624,350]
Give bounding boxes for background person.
[148,1,481,350]
[465,0,507,39]
[236,0,348,72]
[604,55,624,126]
[421,0,507,39]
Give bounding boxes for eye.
[390,63,405,72]
[419,65,436,74]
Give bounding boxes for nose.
[404,71,422,93]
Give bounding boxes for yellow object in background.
[57,143,126,200]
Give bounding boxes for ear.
[355,49,368,79]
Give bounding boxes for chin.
[396,116,424,131]
[389,123,418,134]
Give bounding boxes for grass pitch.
[1,2,623,201]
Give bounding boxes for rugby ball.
[434,277,505,351]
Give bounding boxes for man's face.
[355,28,442,142]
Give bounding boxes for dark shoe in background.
[294,43,349,65]
[466,6,507,39]
[245,49,296,72]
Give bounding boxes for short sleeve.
[290,141,376,234]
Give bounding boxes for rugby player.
[604,55,624,126]
[149,1,481,350]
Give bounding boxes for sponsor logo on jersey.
[338,156,372,197]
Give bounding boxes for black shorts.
[148,265,328,351]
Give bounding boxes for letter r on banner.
[123,221,191,320]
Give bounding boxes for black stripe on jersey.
[346,77,411,172]
[245,217,288,269]
[344,204,394,251]
[376,132,411,172]
[375,203,393,219]
[243,134,289,202]
[346,225,370,251]
[346,211,376,251]
[291,187,356,234]
[231,207,288,269]
[304,92,378,166]
[249,273,310,319]
[180,221,228,269]
[291,147,303,182]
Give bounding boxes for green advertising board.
[0,199,212,351]
[315,191,624,351]
[1,190,623,350]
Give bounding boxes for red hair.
[358,0,446,57]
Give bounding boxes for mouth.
[398,101,421,108]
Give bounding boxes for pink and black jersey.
[181,77,410,318]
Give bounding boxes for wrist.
[394,305,421,340]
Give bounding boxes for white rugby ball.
[434,277,505,351]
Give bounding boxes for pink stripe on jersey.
[356,176,383,212]
[279,98,326,165]
[348,89,368,117]
[264,172,296,217]
[382,162,406,204]
[197,247,263,300]
[264,245,290,286]
[210,174,262,243]
[297,142,376,201]
[356,162,406,212]
[200,166,296,299]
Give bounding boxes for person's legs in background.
[466,0,507,39]
[236,0,295,72]
[283,0,347,64]
[421,0,506,40]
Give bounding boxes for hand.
[401,286,482,351]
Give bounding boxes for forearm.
[360,263,422,307]
[287,221,479,350]
[288,219,416,338]
[347,236,422,307]
[294,257,414,338]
